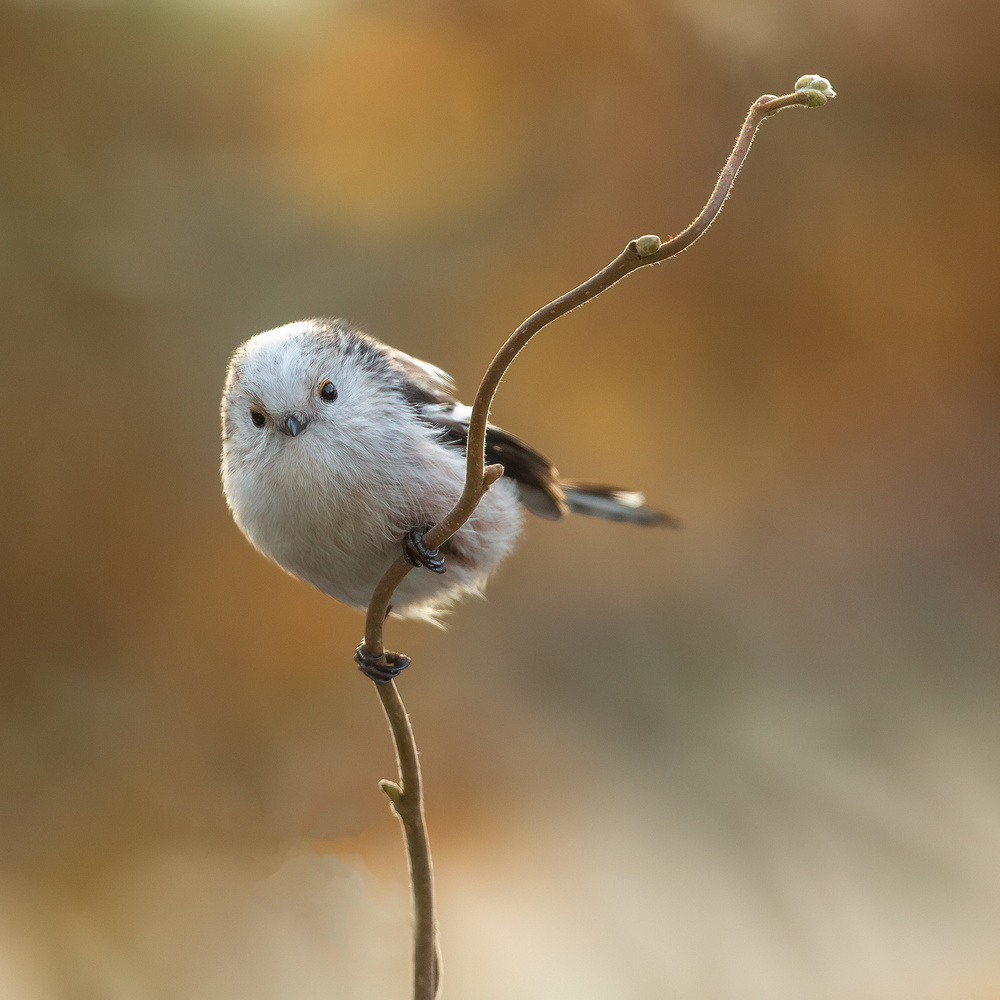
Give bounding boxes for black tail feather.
[561,482,679,528]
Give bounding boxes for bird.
[221,318,675,679]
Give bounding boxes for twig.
[363,78,834,1000]
[375,682,438,1000]
[361,86,831,660]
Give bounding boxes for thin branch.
[361,79,833,1000]
[362,87,824,660]
[375,682,438,1000]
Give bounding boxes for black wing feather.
[398,361,673,527]
[415,406,568,520]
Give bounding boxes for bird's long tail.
[560,481,679,527]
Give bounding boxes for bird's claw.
[403,525,446,574]
[355,643,411,683]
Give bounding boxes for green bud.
[379,779,403,804]
[795,74,836,100]
[803,88,828,107]
[634,234,662,257]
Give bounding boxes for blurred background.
[1,0,999,996]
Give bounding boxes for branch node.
[483,463,505,489]
[380,779,404,805]
[633,234,663,257]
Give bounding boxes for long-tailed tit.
[221,318,675,680]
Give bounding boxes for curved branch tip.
[794,74,837,107]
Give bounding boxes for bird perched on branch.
[221,319,675,670]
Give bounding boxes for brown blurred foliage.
[0,0,999,996]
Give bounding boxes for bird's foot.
[356,643,411,684]
[402,525,446,574]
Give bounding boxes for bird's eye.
[319,380,338,402]
[250,409,266,428]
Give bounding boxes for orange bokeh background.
[1,0,999,996]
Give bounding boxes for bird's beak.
[280,413,308,437]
